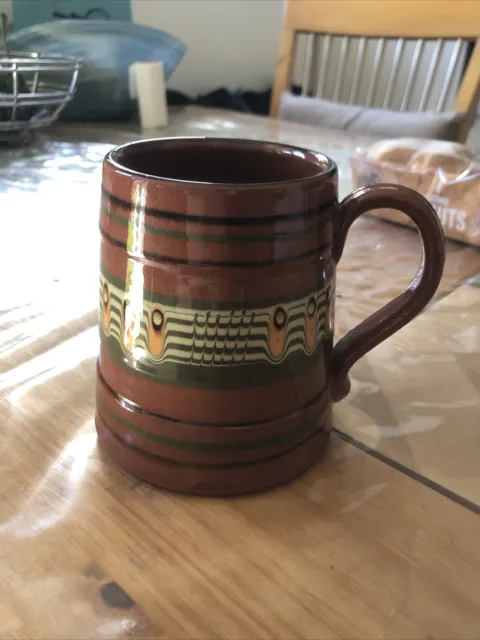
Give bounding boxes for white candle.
[129,61,168,129]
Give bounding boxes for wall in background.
[0,0,12,19]
[12,0,130,30]
[1,0,282,95]
[131,0,284,96]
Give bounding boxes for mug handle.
[331,183,446,402]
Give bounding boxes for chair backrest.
[270,0,480,142]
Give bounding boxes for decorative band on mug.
[97,363,331,429]
[100,204,331,244]
[100,225,331,268]
[99,271,331,374]
[101,186,337,226]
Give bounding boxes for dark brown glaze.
[100,242,334,305]
[101,214,330,266]
[96,415,330,496]
[100,187,335,266]
[98,345,328,424]
[331,184,446,402]
[97,366,331,465]
[102,139,337,220]
[97,137,445,495]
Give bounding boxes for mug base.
[95,415,330,496]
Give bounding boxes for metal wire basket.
[0,15,80,142]
[0,51,80,136]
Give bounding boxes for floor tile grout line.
[331,428,480,516]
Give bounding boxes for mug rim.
[106,136,337,188]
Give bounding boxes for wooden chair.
[270,0,480,143]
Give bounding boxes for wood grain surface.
[1,418,479,639]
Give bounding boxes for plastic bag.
[350,138,480,246]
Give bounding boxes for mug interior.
[109,138,333,186]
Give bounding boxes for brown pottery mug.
[96,137,445,495]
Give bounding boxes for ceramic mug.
[96,138,445,495]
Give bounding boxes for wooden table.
[0,107,479,639]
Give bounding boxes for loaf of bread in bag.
[350,137,480,245]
